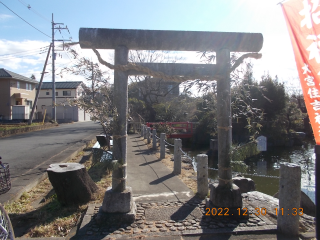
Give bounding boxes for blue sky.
[0,0,300,90]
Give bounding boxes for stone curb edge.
[0,123,58,138]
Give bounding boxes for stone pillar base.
[101,186,135,213]
[96,201,137,224]
[209,183,242,208]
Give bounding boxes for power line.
[17,0,51,22]
[0,1,51,38]
[0,45,49,57]
[0,47,49,60]
[0,51,47,60]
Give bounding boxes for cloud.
[0,14,13,21]
[0,40,110,83]
[0,40,50,79]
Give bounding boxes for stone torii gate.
[79,28,263,218]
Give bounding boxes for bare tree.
[128,50,181,121]
[59,44,114,135]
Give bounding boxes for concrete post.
[141,124,144,137]
[112,45,128,192]
[210,139,218,152]
[160,133,165,159]
[147,127,151,144]
[197,154,208,198]
[144,125,147,139]
[152,129,157,149]
[174,139,182,175]
[277,163,301,236]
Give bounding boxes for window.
[17,81,20,89]
[56,92,58,96]
[26,83,32,90]
[63,91,71,96]
[26,100,32,108]
[46,92,49,95]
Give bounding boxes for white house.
[36,81,91,122]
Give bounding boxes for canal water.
[169,141,316,203]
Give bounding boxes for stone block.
[96,201,137,225]
[209,183,242,208]
[273,190,315,217]
[278,163,301,236]
[101,186,133,213]
[232,177,255,193]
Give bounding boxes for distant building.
[0,68,37,120]
[36,81,91,123]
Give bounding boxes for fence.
[139,124,299,236]
[128,121,142,133]
[140,123,207,197]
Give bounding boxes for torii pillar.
[79,28,263,215]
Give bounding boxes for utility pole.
[51,13,70,122]
[91,61,94,100]
[28,43,52,125]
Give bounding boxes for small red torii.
[146,122,193,138]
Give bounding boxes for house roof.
[0,68,38,83]
[37,81,83,89]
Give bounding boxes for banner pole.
[315,145,320,239]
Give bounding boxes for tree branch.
[230,53,262,72]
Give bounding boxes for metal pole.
[91,61,95,100]
[51,13,56,122]
[315,145,320,239]
[28,43,52,125]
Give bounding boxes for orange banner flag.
[282,0,320,144]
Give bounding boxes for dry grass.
[4,143,112,238]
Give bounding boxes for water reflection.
[244,141,315,203]
[257,160,267,175]
[184,141,316,203]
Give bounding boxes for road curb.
[0,123,59,138]
[4,133,98,204]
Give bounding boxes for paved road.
[0,121,102,203]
